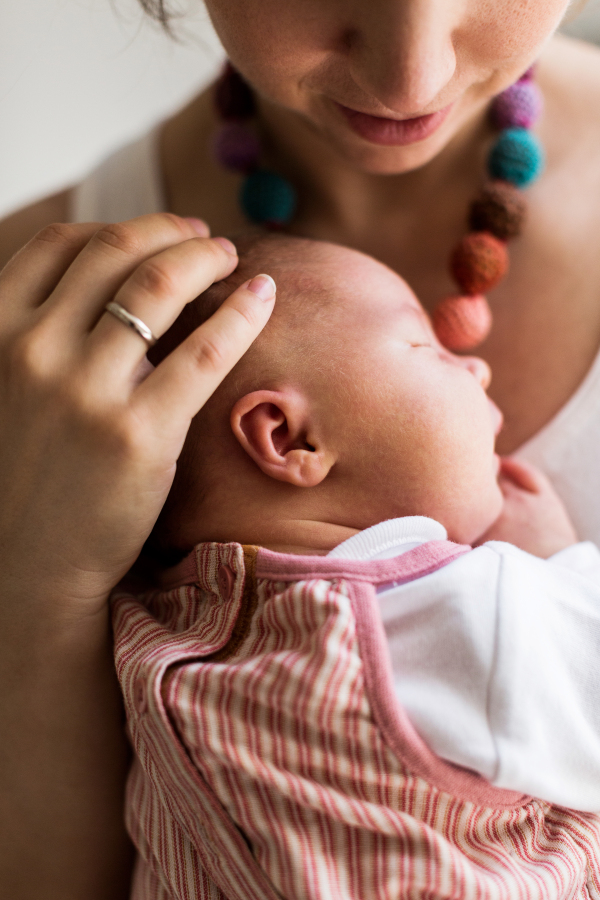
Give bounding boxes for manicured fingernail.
[185,217,210,237]
[213,236,237,256]
[246,274,276,301]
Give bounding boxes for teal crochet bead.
[488,127,544,188]
[241,170,297,225]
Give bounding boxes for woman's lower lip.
[336,102,453,146]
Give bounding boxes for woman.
[2,0,600,896]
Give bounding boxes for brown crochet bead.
[450,231,508,295]
[469,181,526,240]
[432,294,493,351]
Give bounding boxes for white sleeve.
[382,542,600,811]
[548,540,600,580]
[485,540,600,810]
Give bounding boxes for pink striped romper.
[112,539,600,900]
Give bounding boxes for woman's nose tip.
[344,5,457,114]
[355,46,456,115]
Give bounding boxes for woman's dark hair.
[138,0,172,28]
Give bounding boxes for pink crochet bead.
[491,81,543,130]
[432,294,492,351]
[213,121,260,173]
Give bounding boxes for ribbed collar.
[327,516,447,561]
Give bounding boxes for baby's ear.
[230,389,335,487]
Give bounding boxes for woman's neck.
[255,92,494,243]
[161,80,493,275]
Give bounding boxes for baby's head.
[153,233,503,557]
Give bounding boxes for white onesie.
[331,516,600,810]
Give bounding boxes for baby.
[115,234,600,900]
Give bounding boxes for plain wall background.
[0,0,224,218]
[0,0,599,220]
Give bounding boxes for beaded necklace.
[212,63,544,351]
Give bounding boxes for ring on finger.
[104,301,157,347]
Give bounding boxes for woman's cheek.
[206,0,569,86]
[462,0,568,68]
[204,0,332,103]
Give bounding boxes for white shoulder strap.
[69,127,166,224]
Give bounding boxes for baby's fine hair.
[147,230,341,564]
[151,230,339,377]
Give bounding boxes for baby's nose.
[459,355,492,390]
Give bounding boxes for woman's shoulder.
[535,34,600,234]
[0,189,71,271]
[541,34,600,150]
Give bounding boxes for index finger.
[133,274,276,427]
[0,222,102,313]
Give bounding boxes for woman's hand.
[0,213,275,616]
[0,213,275,900]
[475,457,578,558]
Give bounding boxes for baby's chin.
[445,480,504,546]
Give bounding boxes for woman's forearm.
[0,595,133,899]
[0,214,274,898]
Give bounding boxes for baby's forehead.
[271,243,423,319]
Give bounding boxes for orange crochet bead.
[450,232,508,295]
[432,294,493,351]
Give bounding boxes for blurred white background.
[0,0,599,220]
[0,0,224,217]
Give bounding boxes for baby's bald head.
[151,231,365,557]
[151,231,502,558]
[155,232,352,401]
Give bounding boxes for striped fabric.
[113,540,600,900]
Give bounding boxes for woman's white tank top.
[70,129,600,547]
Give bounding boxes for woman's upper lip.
[333,99,449,122]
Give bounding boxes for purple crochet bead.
[215,64,255,120]
[491,80,543,130]
[213,122,260,173]
[518,65,536,83]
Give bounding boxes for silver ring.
[104,301,157,347]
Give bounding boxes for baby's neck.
[191,514,360,557]
[170,472,363,557]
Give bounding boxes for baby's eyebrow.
[399,302,433,328]
[413,303,433,325]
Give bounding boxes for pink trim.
[348,579,531,809]
[155,538,530,809]
[159,539,469,590]
[256,540,470,583]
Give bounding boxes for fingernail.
[246,274,276,301]
[185,217,210,237]
[213,236,237,256]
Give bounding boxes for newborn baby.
[155,233,513,555]
[116,234,600,900]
